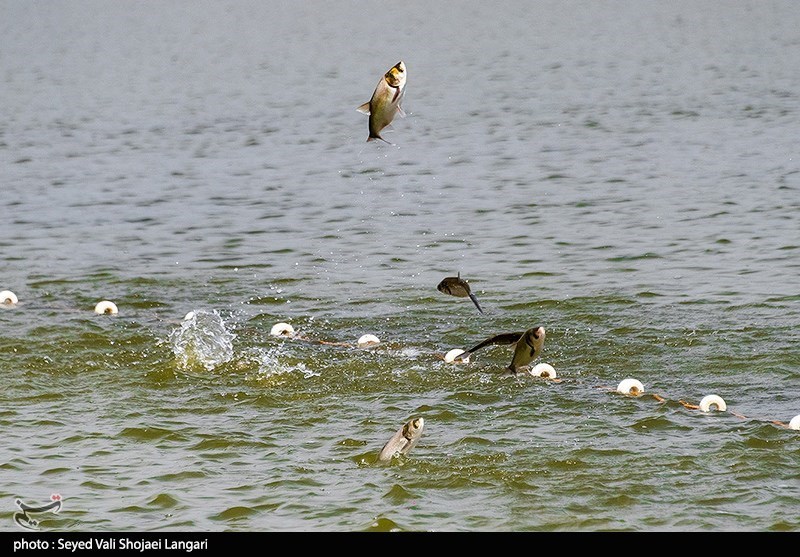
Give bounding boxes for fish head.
[525,326,546,355]
[403,417,424,440]
[384,61,406,88]
[400,417,424,454]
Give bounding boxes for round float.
[94,300,118,315]
[698,394,727,412]
[270,322,295,337]
[616,378,645,395]
[444,348,468,363]
[530,363,557,378]
[357,334,380,347]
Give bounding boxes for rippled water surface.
[1,1,799,532]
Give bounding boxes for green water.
[2,0,799,532]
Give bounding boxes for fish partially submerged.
[437,272,483,314]
[377,417,424,462]
[455,326,546,373]
[357,61,407,143]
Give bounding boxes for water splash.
[169,309,236,371]
[256,348,318,380]
[238,344,320,382]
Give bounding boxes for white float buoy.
[94,300,118,315]
[444,348,468,363]
[616,378,645,395]
[270,322,295,337]
[0,290,18,305]
[530,363,557,378]
[357,334,380,347]
[699,394,727,412]
[789,415,800,431]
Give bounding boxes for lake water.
[1,0,798,532]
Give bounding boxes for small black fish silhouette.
[437,272,483,313]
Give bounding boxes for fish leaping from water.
[377,417,424,462]
[357,61,407,143]
[437,273,483,314]
[456,326,546,373]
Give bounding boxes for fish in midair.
[455,327,546,373]
[437,273,483,314]
[356,61,407,143]
[377,417,424,462]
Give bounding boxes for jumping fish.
[357,61,407,143]
[437,273,484,314]
[377,417,424,462]
[456,326,546,373]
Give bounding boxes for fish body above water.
[437,273,483,314]
[377,417,424,462]
[456,326,546,373]
[357,61,407,143]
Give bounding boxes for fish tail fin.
[368,134,392,145]
[469,293,484,314]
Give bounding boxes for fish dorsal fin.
[356,102,371,115]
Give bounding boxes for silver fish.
[437,272,483,314]
[356,61,407,143]
[377,417,424,462]
[456,326,546,373]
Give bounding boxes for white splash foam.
[169,309,236,371]
[240,345,321,381]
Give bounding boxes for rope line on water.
[269,321,800,432]
[595,379,799,430]
[3,292,797,434]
